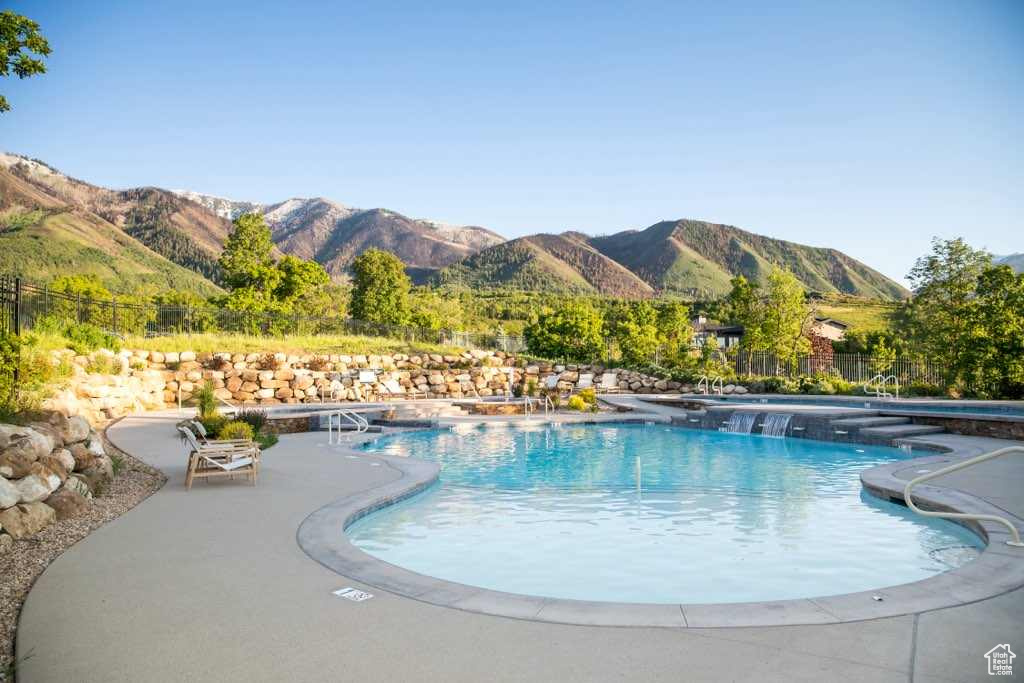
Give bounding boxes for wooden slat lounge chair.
[179,426,260,490]
[381,378,426,400]
[357,370,380,401]
[597,372,620,393]
[190,420,252,446]
[576,373,594,391]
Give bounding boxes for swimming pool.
[709,395,1024,417]
[350,423,982,604]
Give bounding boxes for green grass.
[816,297,899,332]
[116,331,466,356]
[0,211,222,296]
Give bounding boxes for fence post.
[76,293,82,324]
[13,277,21,336]
[112,296,118,335]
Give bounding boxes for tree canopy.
[0,10,51,113]
[728,268,812,364]
[524,300,604,362]
[349,248,412,325]
[216,213,331,319]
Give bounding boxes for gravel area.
[0,421,166,681]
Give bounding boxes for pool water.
[350,423,982,604]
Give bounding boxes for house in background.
[691,315,744,349]
[691,315,848,352]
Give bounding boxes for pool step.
[858,423,946,439]
[830,416,911,428]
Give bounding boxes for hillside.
[436,233,655,297]
[0,154,234,282]
[996,253,1024,273]
[0,165,222,295]
[589,220,908,299]
[439,220,907,300]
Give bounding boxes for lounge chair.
[597,372,620,393]
[381,378,427,400]
[576,373,594,391]
[179,425,260,490]
[356,370,380,401]
[543,375,560,392]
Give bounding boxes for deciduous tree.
[0,10,50,113]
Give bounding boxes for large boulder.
[87,433,106,457]
[0,424,53,463]
[0,533,11,554]
[79,456,114,493]
[0,476,19,508]
[15,468,60,503]
[64,415,91,443]
[63,475,92,499]
[52,448,76,473]
[68,443,97,472]
[0,449,35,479]
[38,454,70,481]
[0,501,55,539]
[45,487,90,520]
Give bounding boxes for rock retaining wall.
[44,348,745,424]
[0,412,115,551]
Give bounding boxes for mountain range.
[0,152,909,299]
[995,253,1024,273]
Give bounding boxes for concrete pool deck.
[15,407,1024,682]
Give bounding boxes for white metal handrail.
[217,395,238,415]
[697,375,708,395]
[903,446,1024,547]
[864,373,899,399]
[711,376,724,396]
[327,408,368,444]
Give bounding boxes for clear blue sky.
[3,0,1021,284]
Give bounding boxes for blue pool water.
[350,423,982,604]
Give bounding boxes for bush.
[566,395,587,411]
[63,322,120,354]
[199,413,228,437]
[235,407,268,434]
[219,420,254,441]
[0,333,72,420]
[85,354,123,375]
[904,381,945,397]
[577,387,598,409]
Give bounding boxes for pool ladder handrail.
[697,376,725,396]
[864,373,899,399]
[903,445,1024,547]
[327,408,369,444]
[522,394,553,419]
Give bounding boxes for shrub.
[235,407,268,435]
[577,387,597,408]
[566,395,587,411]
[256,432,278,450]
[110,453,126,476]
[219,420,254,441]
[63,322,120,354]
[199,414,228,438]
[526,379,538,397]
[308,355,331,371]
[194,382,217,418]
[904,381,945,397]
[85,354,123,375]
[0,333,72,420]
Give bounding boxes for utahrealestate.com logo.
[985,644,1015,676]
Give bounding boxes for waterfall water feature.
[724,412,758,434]
[761,413,793,438]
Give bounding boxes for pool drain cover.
[333,587,374,601]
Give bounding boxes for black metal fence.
[735,349,944,385]
[0,275,528,352]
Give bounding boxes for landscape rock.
[64,415,91,443]
[0,501,56,539]
[52,448,76,473]
[68,443,97,472]
[63,475,93,498]
[0,532,11,554]
[0,476,19,508]
[45,487,90,520]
